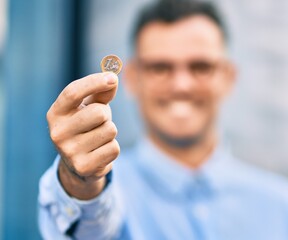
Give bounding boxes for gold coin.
[100,54,123,75]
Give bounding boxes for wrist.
[58,159,106,200]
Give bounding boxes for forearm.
[38,156,124,239]
[72,183,124,240]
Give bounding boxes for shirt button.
[65,206,75,217]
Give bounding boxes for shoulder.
[225,155,288,202]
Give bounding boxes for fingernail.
[104,72,117,84]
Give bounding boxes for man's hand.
[47,72,120,200]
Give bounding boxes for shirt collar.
[134,137,233,199]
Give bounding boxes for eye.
[189,61,216,79]
[145,62,172,74]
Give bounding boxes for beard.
[148,119,212,149]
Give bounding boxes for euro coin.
[100,54,123,75]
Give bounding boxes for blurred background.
[1,0,288,239]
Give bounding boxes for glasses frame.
[135,58,227,83]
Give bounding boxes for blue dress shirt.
[38,138,288,239]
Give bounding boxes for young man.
[39,0,288,239]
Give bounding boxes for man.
[39,0,288,239]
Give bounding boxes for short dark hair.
[132,0,227,45]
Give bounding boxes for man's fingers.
[61,121,118,155]
[53,72,118,114]
[72,139,120,177]
[69,103,112,134]
[48,103,112,143]
[82,86,118,106]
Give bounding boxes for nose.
[171,66,196,94]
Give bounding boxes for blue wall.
[3,0,75,239]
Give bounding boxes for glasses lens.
[138,60,173,81]
[137,59,220,82]
[189,61,216,80]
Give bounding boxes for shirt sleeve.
[38,155,125,240]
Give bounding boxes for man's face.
[125,15,235,143]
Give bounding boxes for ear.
[123,60,138,98]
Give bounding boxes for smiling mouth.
[158,98,206,109]
[156,100,197,119]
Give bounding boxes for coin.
[100,54,123,75]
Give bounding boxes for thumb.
[83,73,119,105]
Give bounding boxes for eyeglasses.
[136,58,225,82]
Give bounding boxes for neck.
[148,130,217,169]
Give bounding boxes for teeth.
[169,101,193,118]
